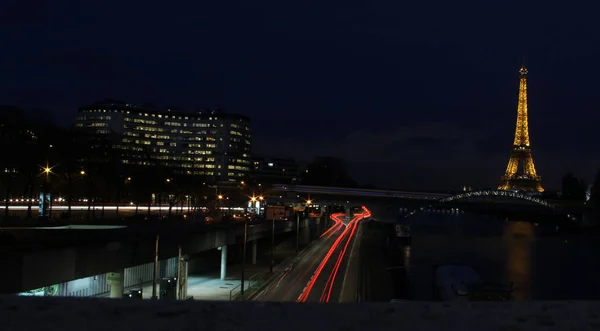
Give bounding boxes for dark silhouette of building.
[250,156,299,185]
[299,157,357,188]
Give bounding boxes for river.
[403,211,600,300]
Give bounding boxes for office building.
[75,100,252,183]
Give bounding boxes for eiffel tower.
[498,64,544,192]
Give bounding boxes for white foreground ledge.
[1,296,599,331]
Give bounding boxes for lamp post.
[271,211,283,273]
[40,165,52,218]
[296,198,313,253]
[270,211,275,273]
[250,196,256,215]
[217,194,223,219]
[240,217,248,296]
[151,234,160,300]
[296,211,300,254]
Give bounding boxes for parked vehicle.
[433,264,512,301]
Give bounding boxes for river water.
[403,211,600,300]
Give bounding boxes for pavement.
[136,272,252,301]
[115,245,300,301]
[4,296,600,331]
[254,211,370,303]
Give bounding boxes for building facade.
[250,156,299,185]
[75,101,252,183]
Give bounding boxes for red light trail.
[297,206,371,303]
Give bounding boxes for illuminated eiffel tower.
[498,64,544,192]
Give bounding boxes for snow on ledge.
[1,296,599,331]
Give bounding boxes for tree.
[0,106,49,219]
[50,128,86,217]
[590,168,600,207]
[561,172,587,202]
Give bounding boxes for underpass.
[0,218,317,296]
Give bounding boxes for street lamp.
[40,164,54,218]
[80,170,85,176]
[296,210,300,253]
[270,210,283,273]
[241,216,248,296]
[43,166,51,179]
[217,194,223,218]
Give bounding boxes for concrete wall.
[187,250,222,275]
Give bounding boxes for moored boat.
[433,264,512,301]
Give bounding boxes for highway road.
[255,207,371,303]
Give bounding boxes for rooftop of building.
[78,99,250,122]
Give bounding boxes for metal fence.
[58,257,178,297]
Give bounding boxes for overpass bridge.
[0,218,322,295]
[271,184,450,200]
[270,185,584,222]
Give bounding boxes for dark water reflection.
[405,212,600,300]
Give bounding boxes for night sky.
[2,1,599,191]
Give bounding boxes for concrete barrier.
[1,296,597,331]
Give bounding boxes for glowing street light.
[218,195,223,200]
[166,178,171,183]
[41,163,54,180]
[258,196,263,200]
[306,199,312,205]
[250,196,257,202]
[80,170,85,175]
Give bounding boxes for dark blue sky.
[2,1,599,190]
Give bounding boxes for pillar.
[178,259,188,300]
[108,271,124,298]
[403,246,411,274]
[220,245,227,280]
[251,240,257,265]
[316,216,321,237]
[183,261,189,299]
[302,221,310,245]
